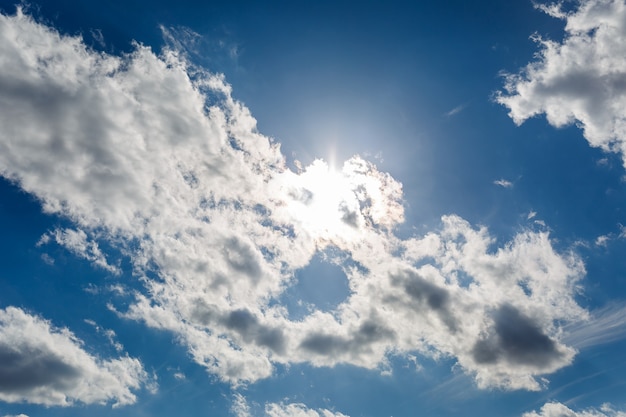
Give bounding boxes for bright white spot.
[278,159,363,243]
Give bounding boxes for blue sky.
[1,1,626,416]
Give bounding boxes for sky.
[1,0,626,416]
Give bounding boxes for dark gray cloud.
[221,309,286,354]
[300,319,394,357]
[0,345,80,392]
[472,304,562,368]
[191,301,286,354]
[300,333,344,356]
[390,270,458,331]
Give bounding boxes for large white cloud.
[0,8,598,391]
[0,307,150,407]
[497,0,626,165]
[523,402,626,417]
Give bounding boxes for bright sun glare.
[279,159,363,242]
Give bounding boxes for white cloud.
[231,393,252,417]
[231,394,349,417]
[595,234,611,246]
[494,179,514,188]
[0,8,592,391]
[84,319,125,353]
[39,228,120,274]
[0,306,151,407]
[2,414,30,417]
[265,402,349,417]
[497,0,626,166]
[446,104,466,117]
[523,402,626,417]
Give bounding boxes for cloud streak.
[0,8,592,393]
[563,303,626,349]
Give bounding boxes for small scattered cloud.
[266,402,349,417]
[232,394,350,417]
[527,210,537,220]
[445,104,466,117]
[89,28,105,48]
[83,319,125,353]
[494,179,514,188]
[522,402,626,417]
[231,393,252,417]
[40,253,54,265]
[595,234,611,247]
[39,228,120,275]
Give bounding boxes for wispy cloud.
[563,303,626,349]
[445,104,466,117]
[38,228,120,275]
[595,234,611,247]
[494,179,514,188]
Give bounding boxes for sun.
[277,159,363,242]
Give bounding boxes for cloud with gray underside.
[0,307,150,407]
[498,0,626,166]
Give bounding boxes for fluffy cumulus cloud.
[497,0,626,165]
[523,402,626,417]
[0,307,150,407]
[0,8,594,392]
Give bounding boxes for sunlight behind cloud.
[277,159,365,244]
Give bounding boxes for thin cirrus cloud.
[0,307,151,407]
[0,5,618,406]
[497,0,626,165]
